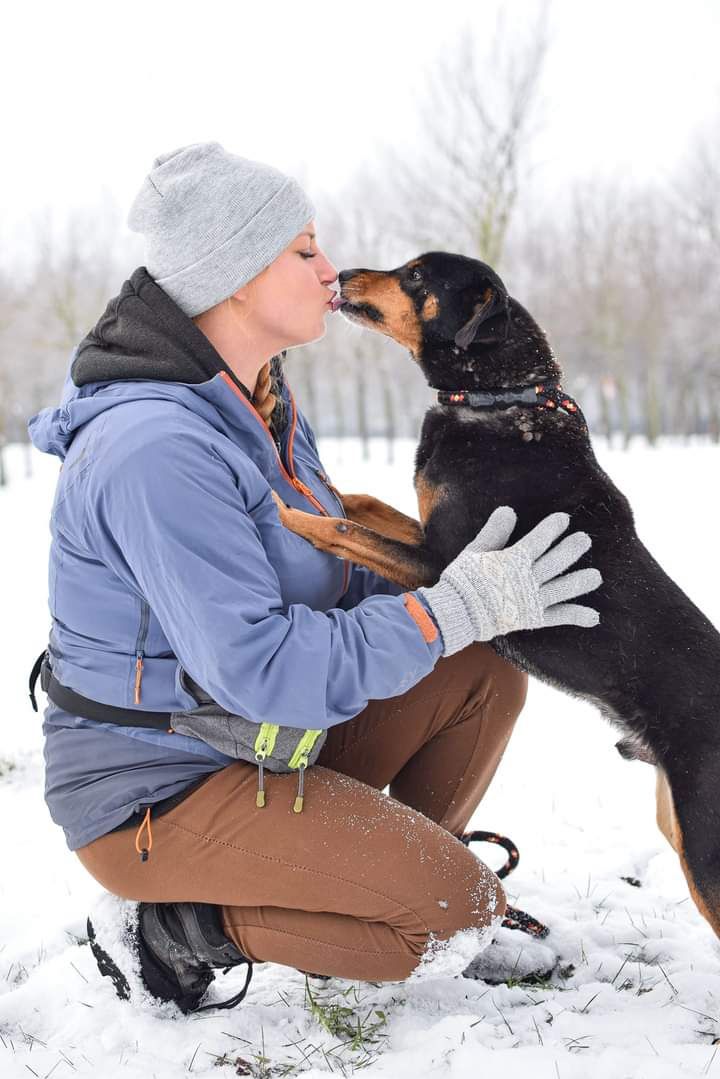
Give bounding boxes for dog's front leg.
[271,492,439,589]
[338,493,424,545]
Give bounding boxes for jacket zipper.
[218,373,351,594]
[134,599,150,705]
[313,468,345,516]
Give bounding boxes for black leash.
[459,829,549,939]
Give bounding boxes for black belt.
[28,650,221,840]
[29,649,174,731]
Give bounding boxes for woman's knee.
[435,850,506,938]
[402,838,507,969]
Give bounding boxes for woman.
[28,142,601,1014]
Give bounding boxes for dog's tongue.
[330,296,346,312]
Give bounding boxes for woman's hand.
[417,506,602,656]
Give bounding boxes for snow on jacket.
[27,267,443,851]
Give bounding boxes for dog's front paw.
[270,490,289,513]
[270,489,315,538]
[270,489,299,525]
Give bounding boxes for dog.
[271,251,720,941]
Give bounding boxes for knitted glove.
[418,506,602,656]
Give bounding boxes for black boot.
[87,894,253,1014]
[138,902,253,1013]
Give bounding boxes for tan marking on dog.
[655,768,680,851]
[270,491,431,588]
[421,293,439,321]
[415,475,446,527]
[655,766,720,937]
[341,493,424,544]
[343,272,423,356]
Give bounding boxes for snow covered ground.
[1,434,720,1078]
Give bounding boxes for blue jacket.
[28,268,443,850]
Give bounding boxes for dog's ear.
[455,287,505,351]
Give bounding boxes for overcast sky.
[3,0,719,255]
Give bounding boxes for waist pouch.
[30,650,327,813]
[172,670,328,809]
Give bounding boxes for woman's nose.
[318,252,338,283]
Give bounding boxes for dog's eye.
[409,269,422,283]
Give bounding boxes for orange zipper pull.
[292,477,326,514]
[134,654,144,704]
[135,806,152,862]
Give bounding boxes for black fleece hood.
[73,267,241,385]
[72,265,288,414]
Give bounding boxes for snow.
[1,435,720,1078]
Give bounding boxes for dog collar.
[434,382,587,431]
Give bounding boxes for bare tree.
[375,3,550,267]
[674,120,720,253]
[5,77,718,481]
[0,198,139,482]
[672,120,720,439]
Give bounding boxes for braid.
[253,352,288,439]
[253,363,275,423]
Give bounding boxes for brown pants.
[75,642,528,981]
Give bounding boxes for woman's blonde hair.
[254,353,288,437]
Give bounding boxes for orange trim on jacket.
[402,593,440,644]
[219,372,351,595]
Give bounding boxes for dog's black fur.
[335,252,720,935]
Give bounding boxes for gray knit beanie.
[127,141,316,317]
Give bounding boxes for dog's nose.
[338,269,362,285]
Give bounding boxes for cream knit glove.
[418,507,602,656]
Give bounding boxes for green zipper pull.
[293,763,306,813]
[289,729,323,813]
[256,759,266,808]
[254,722,280,809]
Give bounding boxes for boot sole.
[86,917,131,1000]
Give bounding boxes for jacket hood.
[28,266,290,462]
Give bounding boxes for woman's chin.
[285,323,327,350]
[308,320,329,343]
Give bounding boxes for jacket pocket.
[133,599,151,705]
[177,665,206,707]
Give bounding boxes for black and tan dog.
[272,252,720,940]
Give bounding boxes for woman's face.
[243,221,339,349]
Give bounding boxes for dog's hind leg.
[655,767,681,853]
[270,492,440,589]
[656,764,720,938]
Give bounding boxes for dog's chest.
[450,405,575,443]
